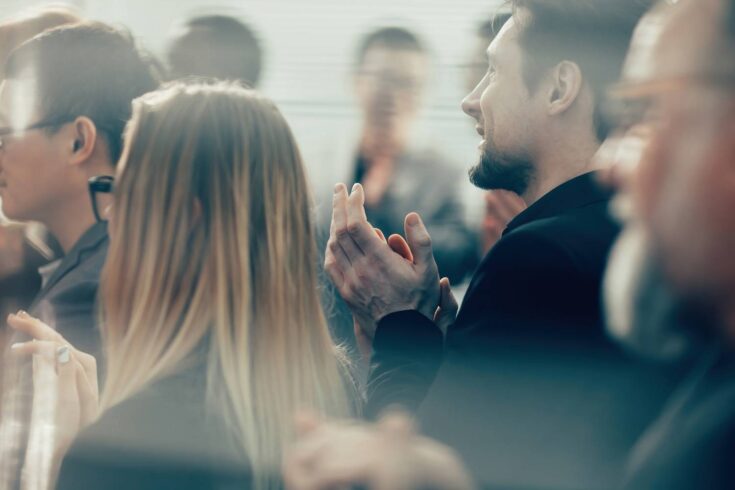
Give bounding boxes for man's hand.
[324,183,441,339]
[283,411,475,490]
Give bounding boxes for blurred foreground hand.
[8,311,98,490]
[283,411,475,490]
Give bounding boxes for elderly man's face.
[600,0,735,328]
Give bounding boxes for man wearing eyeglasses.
[0,23,158,489]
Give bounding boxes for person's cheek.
[631,130,668,227]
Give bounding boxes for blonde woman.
[8,81,355,489]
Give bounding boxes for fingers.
[332,184,363,260]
[387,234,414,262]
[439,277,459,316]
[345,184,383,255]
[284,422,369,490]
[374,228,387,242]
[433,278,458,334]
[7,311,66,343]
[74,351,99,394]
[294,411,322,437]
[377,411,416,438]
[10,339,60,361]
[403,213,434,266]
[325,184,353,289]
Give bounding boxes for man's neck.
[521,133,602,205]
[42,194,97,254]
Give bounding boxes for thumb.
[439,277,458,316]
[404,212,434,266]
[433,277,458,334]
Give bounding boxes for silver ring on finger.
[56,345,71,365]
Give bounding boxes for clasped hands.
[324,183,458,352]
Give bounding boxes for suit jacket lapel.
[31,222,108,308]
[459,171,612,315]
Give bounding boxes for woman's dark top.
[55,366,255,490]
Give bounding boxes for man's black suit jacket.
[365,171,622,416]
[364,172,684,489]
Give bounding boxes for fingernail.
[334,184,342,194]
[351,183,359,192]
[407,213,419,226]
[17,310,27,317]
[10,343,21,350]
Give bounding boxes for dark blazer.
[366,172,622,415]
[29,221,108,354]
[364,172,681,489]
[0,222,108,490]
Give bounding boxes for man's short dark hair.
[355,26,426,66]
[168,15,263,87]
[477,13,512,41]
[4,22,159,164]
[509,0,652,140]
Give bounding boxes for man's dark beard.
[469,145,534,195]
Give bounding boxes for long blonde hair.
[99,82,353,485]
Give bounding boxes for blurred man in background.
[167,14,263,86]
[348,26,478,284]
[321,26,479,353]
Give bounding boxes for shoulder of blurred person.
[622,348,735,490]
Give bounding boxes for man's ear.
[546,60,583,116]
[69,116,98,166]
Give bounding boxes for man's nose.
[461,86,481,120]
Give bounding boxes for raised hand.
[324,183,441,340]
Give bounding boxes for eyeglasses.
[602,72,735,132]
[0,117,75,150]
[88,175,114,223]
